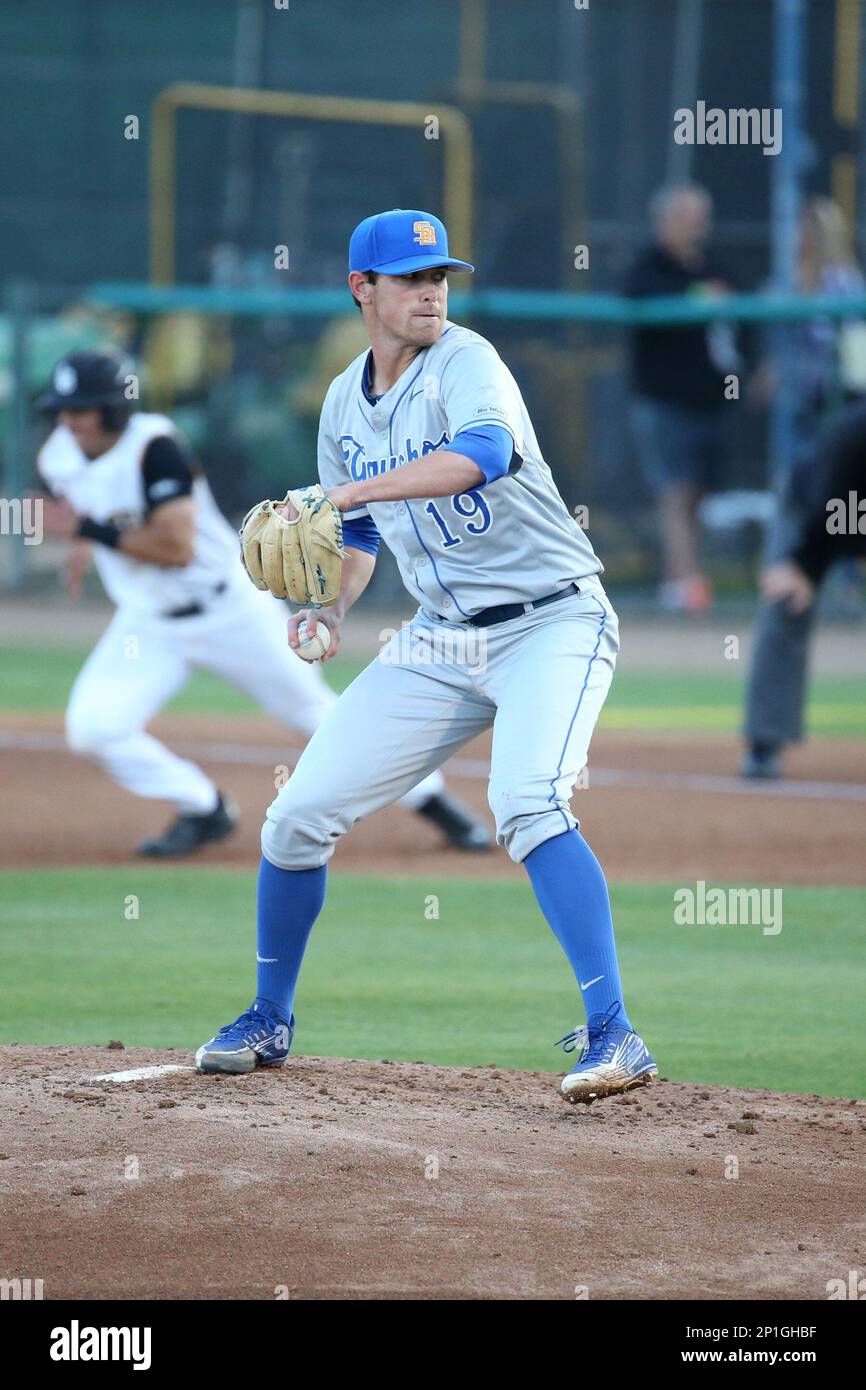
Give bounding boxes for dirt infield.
[1,1045,863,1300]
[2,711,865,883]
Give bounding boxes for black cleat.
[740,741,782,780]
[137,792,239,858]
[415,792,494,852]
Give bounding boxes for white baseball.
[295,619,332,662]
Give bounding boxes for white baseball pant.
[65,582,446,814]
[261,582,618,868]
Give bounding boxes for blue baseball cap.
[349,209,474,275]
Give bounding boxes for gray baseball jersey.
[317,321,602,618]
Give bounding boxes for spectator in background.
[625,184,739,612]
[743,197,865,778]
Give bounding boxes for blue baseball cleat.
[195,1003,294,1074]
[557,1001,657,1104]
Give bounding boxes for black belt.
[163,581,228,620]
[466,582,581,628]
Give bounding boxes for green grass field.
[1,641,863,734]
[1,868,863,1099]
[2,643,863,1098]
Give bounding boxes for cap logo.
[413,220,437,247]
[54,364,77,395]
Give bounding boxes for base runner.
[33,349,492,857]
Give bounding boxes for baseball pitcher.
[194,208,658,1102]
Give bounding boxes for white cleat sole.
[195,1045,257,1074]
[560,1065,658,1105]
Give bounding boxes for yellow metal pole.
[833,0,861,229]
[459,0,487,96]
[832,153,858,225]
[149,84,474,284]
[834,0,860,124]
[438,109,474,269]
[150,90,178,285]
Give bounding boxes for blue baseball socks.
[255,833,632,1034]
[253,856,327,1022]
[523,829,633,1030]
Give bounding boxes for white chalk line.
[2,728,866,803]
[91,1063,194,1083]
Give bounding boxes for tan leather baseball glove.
[239,484,344,605]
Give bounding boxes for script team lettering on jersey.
[340,431,450,479]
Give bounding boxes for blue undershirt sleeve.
[342,513,381,557]
[441,423,516,487]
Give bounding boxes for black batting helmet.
[36,350,135,414]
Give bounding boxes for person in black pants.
[745,400,866,774]
[743,198,865,777]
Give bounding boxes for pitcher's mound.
[1,1046,862,1300]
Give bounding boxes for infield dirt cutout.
[2,714,866,883]
[1,1046,863,1300]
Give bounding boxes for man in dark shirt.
[625,184,738,611]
